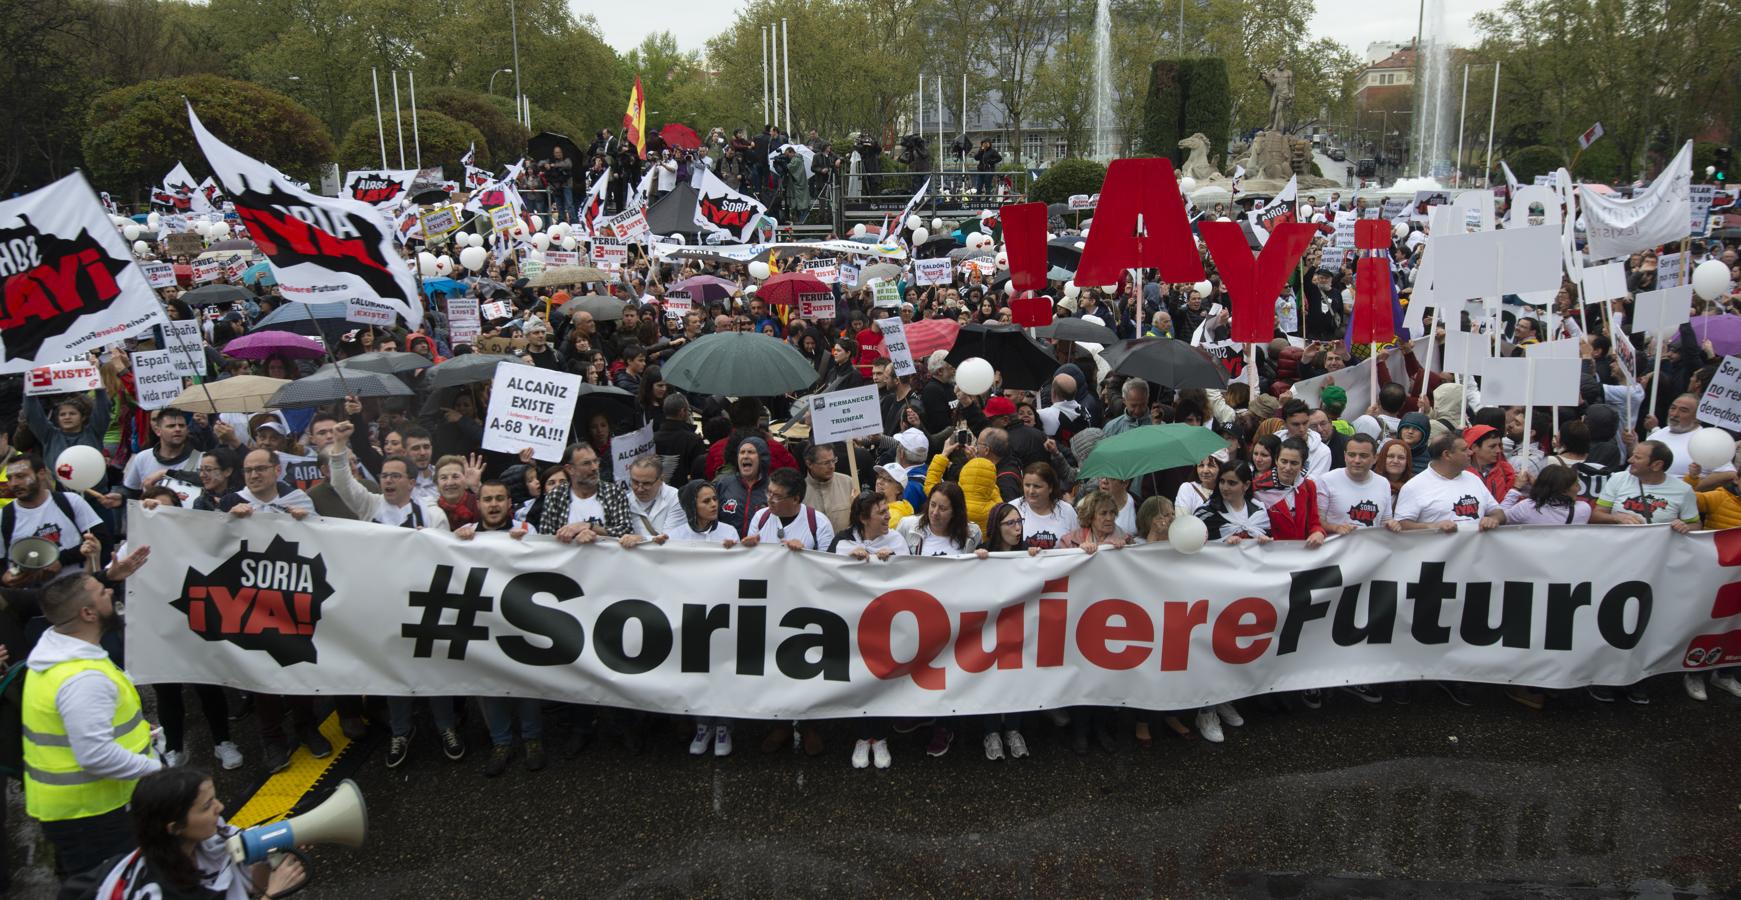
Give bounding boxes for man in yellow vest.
[23,569,160,879]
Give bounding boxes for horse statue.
[1177,133,1228,183]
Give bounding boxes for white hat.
[895,428,929,459]
[875,462,906,484]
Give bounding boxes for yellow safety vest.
[22,656,152,821]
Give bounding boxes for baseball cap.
[249,412,288,436]
[875,462,906,485]
[895,428,929,458]
[1462,425,1498,447]
[983,396,1016,418]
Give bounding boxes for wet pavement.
[10,679,1740,898]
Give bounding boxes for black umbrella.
[527,131,580,164]
[337,351,431,376]
[1047,202,1072,218]
[249,300,350,341]
[914,235,957,259]
[1036,317,1119,344]
[423,353,519,390]
[1047,236,1085,272]
[269,369,412,408]
[944,323,1059,391]
[1098,338,1228,389]
[571,384,640,434]
[182,284,252,307]
[409,187,450,206]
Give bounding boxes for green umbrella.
[660,332,819,396]
[1075,424,1227,482]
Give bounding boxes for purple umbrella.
[221,331,327,360]
[670,275,740,306]
[1690,316,1741,356]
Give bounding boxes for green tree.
[1030,30,1096,158]
[337,108,485,174]
[1030,158,1106,204]
[983,0,1063,165]
[83,75,335,199]
[421,87,526,168]
[1505,144,1562,181]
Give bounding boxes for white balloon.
[1299,204,1315,218]
[131,240,149,256]
[1179,176,1198,194]
[418,252,439,277]
[530,215,544,232]
[956,357,995,395]
[123,224,142,241]
[1692,259,1731,302]
[560,236,577,251]
[1167,513,1208,554]
[1393,221,1410,240]
[527,250,545,263]
[55,446,106,492]
[906,215,922,230]
[748,261,771,280]
[511,223,529,239]
[931,218,943,231]
[995,251,1009,270]
[146,212,162,229]
[1192,280,1213,296]
[469,233,486,248]
[459,246,488,271]
[532,233,551,251]
[110,216,128,230]
[434,257,452,276]
[851,224,867,237]
[1063,283,1081,299]
[1689,427,1737,469]
[1080,228,1090,239]
[912,227,930,245]
[1215,216,1231,223]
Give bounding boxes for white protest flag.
[627,168,656,211]
[0,172,170,373]
[460,143,475,169]
[1500,160,1520,195]
[580,166,612,235]
[691,166,768,244]
[895,178,932,239]
[1578,141,1691,260]
[340,169,420,211]
[162,162,199,197]
[1246,175,1298,245]
[464,162,526,217]
[1578,122,1605,150]
[188,103,423,330]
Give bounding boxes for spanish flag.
[623,76,647,159]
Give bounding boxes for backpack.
[751,506,821,548]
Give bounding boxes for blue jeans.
[481,697,544,746]
[387,696,455,738]
[554,185,575,223]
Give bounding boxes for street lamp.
[489,68,513,96]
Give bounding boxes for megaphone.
[8,537,59,571]
[227,779,368,866]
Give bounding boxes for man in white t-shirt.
[1646,393,1735,482]
[1,454,105,585]
[1318,433,1393,532]
[1593,440,1699,530]
[1388,434,1506,532]
[744,468,834,551]
[121,409,202,502]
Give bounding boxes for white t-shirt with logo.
[123,447,202,492]
[1394,467,1496,524]
[9,493,103,552]
[566,494,606,528]
[1317,468,1394,528]
[1015,498,1078,550]
[1646,426,1736,477]
[1596,470,1698,524]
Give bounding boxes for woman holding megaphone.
[83,768,308,899]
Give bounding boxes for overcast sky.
[583,0,1508,56]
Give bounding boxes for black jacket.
[655,417,706,486]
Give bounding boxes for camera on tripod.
[896,134,929,165]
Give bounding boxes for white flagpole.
[937,76,944,184]
[391,71,405,169]
[1454,65,1469,188]
[918,74,924,147]
[962,74,968,188]
[409,70,422,171]
[372,69,388,169]
[782,18,793,136]
[1484,62,1500,188]
[769,26,779,131]
[761,27,769,125]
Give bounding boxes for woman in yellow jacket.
[1684,463,1741,529]
[923,433,999,534]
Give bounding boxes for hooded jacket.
[713,435,770,536]
[1428,383,1463,443]
[1400,412,1433,475]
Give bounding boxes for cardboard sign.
[1580,262,1629,304]
[482,300,513,321]
[1479,355,1581,407]
[448,298,481,344]
[1697,355,1741,429]
[662,290,693,314]
[482,362,581,462]
[489,205,517,235]
[839,264,860,288]
[130,349,182,410]
[1657,252,1686,289]
[1067,193,1100,210]
[805,384,883,445]
[798,293,835,319]
[608,422,657,484]
[1440,328,1491,375]
[591,244,628,269]
[914,258,953,286]
[876,317,916,376]
[1332,217,1357,249]
[1380,198,1408,222]
[345,297,397,327]
[143,262,178,289]
[162,319,205,364]
[604,207,650,243]
[544,250,580,267]
[801,257,839,284]
[420,205,462,239]
[165,233,204,256]
[25,361,101,396]
[872,280,900,308]
[191,260,221,283]
[1690,185,1716,235]
[222,255,249,281]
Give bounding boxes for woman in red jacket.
[1259,438,1327,547]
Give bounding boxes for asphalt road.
[10,679,1740,898]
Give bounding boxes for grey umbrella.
[181,284,252,307]
[423,353,520,390]
[337,351,432,375]
[948,247,994,261]
[268,368,412,408]
[860,262,902,282]
[661,332,819,396]
[1036,317,1119,344]
[552,294,625,322]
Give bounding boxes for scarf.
[439,491,481,529]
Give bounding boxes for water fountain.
[1092,0,1113,160]
[1406,0,1453,187]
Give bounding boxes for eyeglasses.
[243,465,276,475]
[630,478,660,489]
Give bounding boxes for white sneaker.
[1685,673,1708,702]
[851,739,871,769]
[164,749,187,768]
[713,726,732,757]
[1195,708,1224,743]
[1215,702,1245,727]
[983,731,1004,761]
[689,723,712,756]
[871,739,891,769]
[214,741,244,771]
[1712,671,1741,698]
[1004,729,1029,759]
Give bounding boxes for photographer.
[851,131,881,195]
[539,146,574,224]
[897,134,930,194]
[972,139,1002,195]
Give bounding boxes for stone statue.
[1176,133,1228,182]
[1260,62,1295,135]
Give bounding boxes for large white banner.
[0,172,170,372]
[1579,141,1691,260]
[126,506,1741,717]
